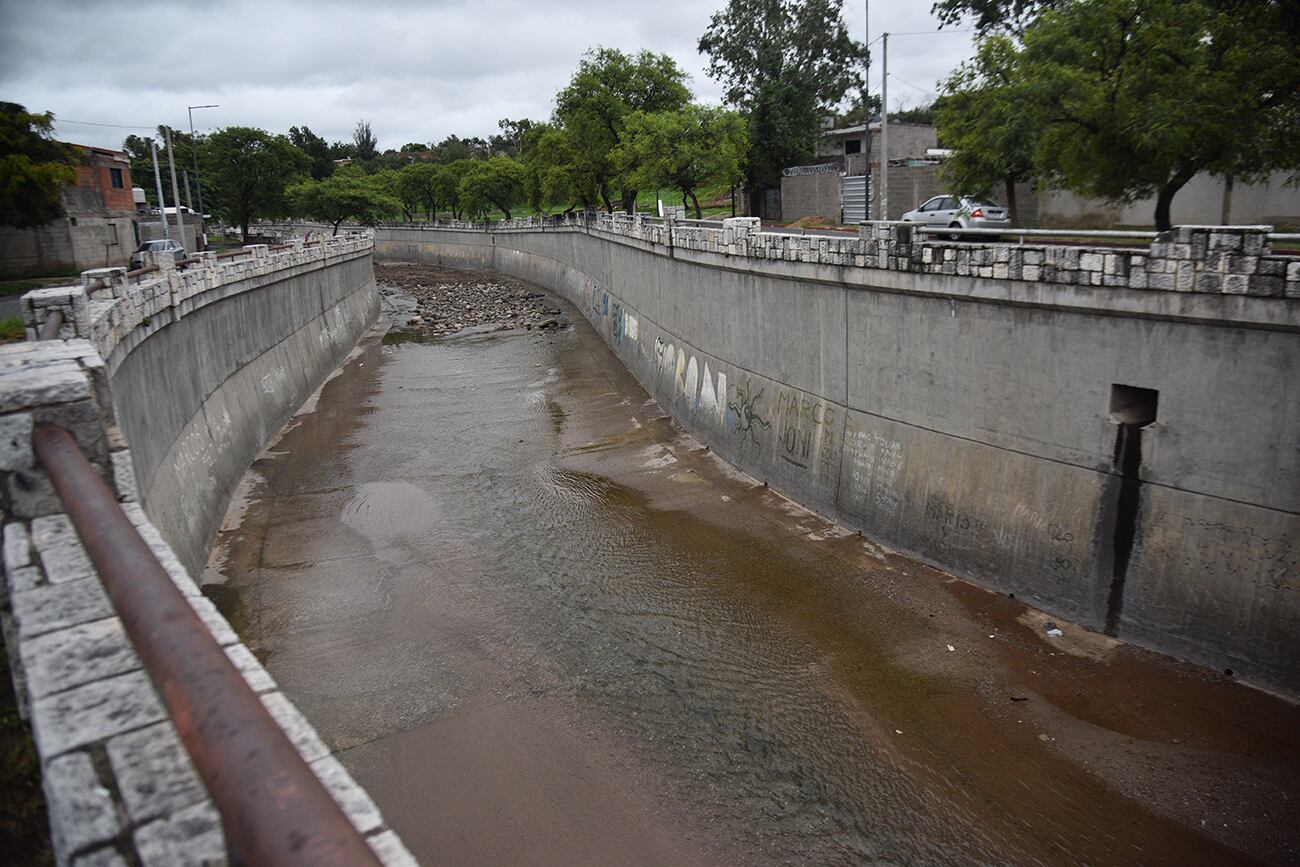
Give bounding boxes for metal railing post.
[32,424,382,867]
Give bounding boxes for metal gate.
[842,175,869,224]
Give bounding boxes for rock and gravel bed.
[375,262,570,335]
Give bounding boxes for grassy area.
[0,317,25,343]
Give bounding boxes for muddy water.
[208,275,1299,866]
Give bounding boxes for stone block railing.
[384,214,1299,299]
[0,232,415,866]
[21,232,376,368]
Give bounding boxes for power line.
[870,26,975,45]
[889,72,938,97]
[55,118,157,130]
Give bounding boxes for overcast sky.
[0,0,977,152]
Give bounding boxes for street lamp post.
[188,104,218,249]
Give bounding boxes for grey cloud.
[1,0,974,151]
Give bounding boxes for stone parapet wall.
[396,214,1299,300]
[1,233,411,865]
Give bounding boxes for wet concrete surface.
[207,267,1299,866]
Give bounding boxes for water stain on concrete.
[206,270,1300,866]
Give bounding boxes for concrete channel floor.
[203,267,1299,866]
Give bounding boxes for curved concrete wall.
[2,235,413,866]
[108,250,378,575]
[376,223,1300,694]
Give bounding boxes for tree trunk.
[241,221,250,244]
[332,220,342,236]
[621,189,637,214]
[1003,176,1019,225]
[730,184,736,218]
[1154,167,1197,232]
[689,191,702,220]
[502,207,512,220]
[746,186,762,218]
[1220,175,1234,225]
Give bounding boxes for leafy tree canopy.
[458,156,526,219]
[948,0,1300,230]
[200,127,310,241]
[699,0,864,212]
[935,37,1036,220]
[287,166,399,234]
[430,134,488,165]
[122,126,200,207]
[0,102,77,228]
[554,47,691,211]
[616,105,747,218]
[489,118,535,158]
[288,126,335,180]
[932,0,1055,32]
[353,120,379,163]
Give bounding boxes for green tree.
[430,135,489,164]
[201,127,310,242]
[616,105,747,218]
[932,0,1054,32]
[523,124,601,213]
[122,126,201,208]
[287,167,400,234]
[699,0,865,216]
[353,120,379,163]
[288,126,335,180]
[554,47,692,212]
[396,161,441,220]
[991,0,1300,230]
[433,163,465,219]
[489,118,535,158]
[328,140,357,161]
[0,103,77,228]
[935,37,1036,221]
[458,156,526,219]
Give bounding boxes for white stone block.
[21,617,138,699]
[44,751,122,861]
[31,670,166,757]
[32,514,95,584]
[107,722,207,824]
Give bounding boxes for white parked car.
[901,195,1011,234]
[129,238,187,270]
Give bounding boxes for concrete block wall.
[375,217,1300,696]
[1,233,411,865]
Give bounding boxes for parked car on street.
[901,195,1011,235]
[129,238,186,270]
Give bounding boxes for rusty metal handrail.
[32,425,382,867]
[125,264,159,279]
[37,310,64,341]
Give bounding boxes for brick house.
[0,143,141,278]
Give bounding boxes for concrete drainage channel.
[0,234,416,865]
[374,215,1300,697]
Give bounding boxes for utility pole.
[165,127,187,249]
[863,1,869,188]
[183,169,194,212]
[150,139,169,240]
[188,104,218,249]
[881,31,889,221]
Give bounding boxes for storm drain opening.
[1104,385,1158,635]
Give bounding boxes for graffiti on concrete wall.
[727,380,771,446]
[771,391,838,477]
[655,337,728,428]
[843,425,906,520]
[610,305,638,344]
